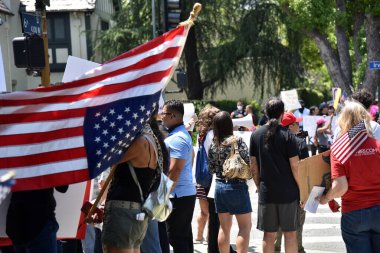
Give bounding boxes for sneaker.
[202,240,208,245]
[194,239,204,244]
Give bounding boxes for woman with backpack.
[194,105,220,248]
[207,111,252,253]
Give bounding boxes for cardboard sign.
[281,89,302,111]
[298,150,332,203]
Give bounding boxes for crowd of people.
[2,89,380,253]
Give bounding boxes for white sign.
[304,186,325,213]
[183,103,196,131]
[62,55,100,83]
[303,116,337,141]
[232,114,253,129]
[281,89,302,111]
[0,46,7,92]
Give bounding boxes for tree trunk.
[308,30,353,95]
[335,0,352,86]
[363,14,380,97]
[184,28,204,99]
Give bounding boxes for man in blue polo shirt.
[161,100,196,253]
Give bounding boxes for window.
[47,13,71,72]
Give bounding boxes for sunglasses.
[160,112,173,116]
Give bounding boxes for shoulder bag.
[129,134,173,222]
[222,137,252,180]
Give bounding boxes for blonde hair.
[196,105,220,137]
[337,100,373,138]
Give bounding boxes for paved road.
[191,181,345,253]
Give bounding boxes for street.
[191,181,345,253]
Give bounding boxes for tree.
[280,0,380,98]
[185,0,304,99]
[94,0,305,100]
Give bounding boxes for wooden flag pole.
[85,165,117,222]
[179,3,202,27]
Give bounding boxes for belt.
[105,200,142,210]
[215,177,246,183]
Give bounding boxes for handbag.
[129,134,173,222]
[222,137,252,180]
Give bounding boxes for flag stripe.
[10,169,89,191]
[1,117,84,135]
[334,130,366,158]
[0,136,84,158]
[2,158,87,179]
[330,133,349,150]
[0,127,83,146]
[0,62,174,106]
[340,135,368,164]
[334,130,367,161]
[1,75,169,115]
[0,79,167,136]
[0,147,86,169]
[0,109,85,124]
[0,31,185,100]
[105,26,185,64]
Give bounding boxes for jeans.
[13,219,59,253]
[81,225,103,253]
[165,195,196,253]
[341,205,380,253]
[141,219,162,253]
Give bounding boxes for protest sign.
[0,46,7,92]
[298,150,331,204]
[281,89,302,111]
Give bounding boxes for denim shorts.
[214,180,252,214]
[102,200,148,249]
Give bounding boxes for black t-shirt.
[6,186,68,245]
[249,125,299,204]
[296,135,310,160]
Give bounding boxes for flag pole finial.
[179,3,202,27]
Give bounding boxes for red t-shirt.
[331,137,380,213]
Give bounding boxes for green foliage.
[93,1,152,61]
[283,0,336,32]
[198,1,305,97]
[297,87,326,108]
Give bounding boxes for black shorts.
[257,200,298,232]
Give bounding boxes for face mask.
[237,106,243,110]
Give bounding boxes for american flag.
[0,25,190,192]
[0,171,15,205]
[331,121,368,164]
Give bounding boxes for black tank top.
[107,163,156,203]
[107,134,158,203]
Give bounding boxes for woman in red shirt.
[319,101,380,253]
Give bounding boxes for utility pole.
[152,0,156,38]
[35,0,50,86]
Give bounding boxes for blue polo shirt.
[165,124,196,198]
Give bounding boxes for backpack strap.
[128,164,145,204]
